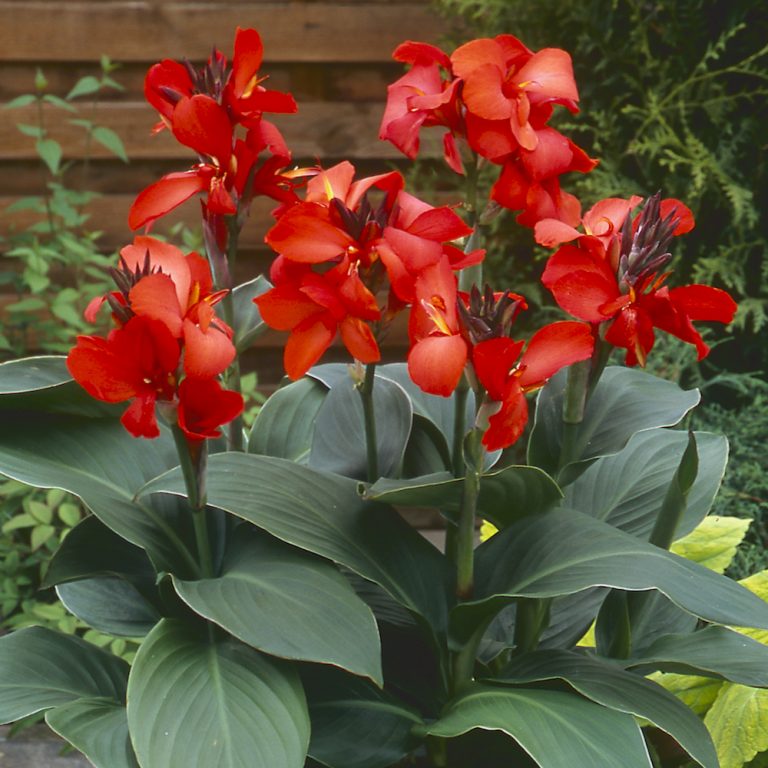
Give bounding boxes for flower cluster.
[379,36,597,228]
[255,160,483,379]
[67,237,243,440]
[129,27,303,231]
[536,194,737,366]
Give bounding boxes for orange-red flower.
[473,323,594,450]
[67,316,180,439]
[540,195,736,365]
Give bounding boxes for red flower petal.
[518,321,594,389]
[254,284,321,331]
[177,377,244,442]
[182,319,236,378]
[668,285,737,323]
[472,337,525,401]
[605,306,656,366]
[515,48,578,102]
[129,172,208,231]
[267,203,355,262]
[482,379,528,451]
[407,334,468,397]
[172,95,233,164]
[230,27,264,98]
[339,317,380,364]
[121,393,160,439]
[284,315,336,379]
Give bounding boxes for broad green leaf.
[139,454,452,631]
[564,430,727,540]
[671,516,751,574]
[127,619,309,768]
[36,138,62,174]
[366,464,562,527]
[626,626,768,685]
[0,355,72,393]
[309,374,412,480]
[42,94,77,112]
[16,122,43,138]
[0,627,128,723]
[46,697,139,768]
[43,514,156,589]
[704,682,768,768]
[231,276,271,351]
[248,377,326,461]
[647,672,721,716]
[0,407,196,575]
[57,577,160,637]
[496,649,717,768]
[528,366,700,484]
[453,509,768,644]
[303,666,422,768]
[173,531,382,683]
[91,126,128,162]
[424,684,651,768]
[401,415,452,476]
[66,75,101,100]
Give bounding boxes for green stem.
[513,598,551,655]
[558,359,591,473]
[452,613,494,694]
[358,362,379,483]
[426,736,448,767]
[171,426,215,579]
[445,380,470,563]
[218,215,244,452]
[456,428,483,600]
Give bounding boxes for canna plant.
[0,25,766,768]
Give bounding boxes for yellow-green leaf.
[670,516,751,574]
[734,570,768,645]
[647,672,722,716]
[704,682,768,768]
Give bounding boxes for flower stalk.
[358,362,379,483]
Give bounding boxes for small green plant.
[2,57,128,355]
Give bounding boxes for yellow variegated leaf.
[647,672,722,716]
[734,570,768,645]
[670,516,751,574]
[480,520,498,542]
[704,682,768,768]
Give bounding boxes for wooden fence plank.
[0,3,445,63]
[0,101,433,161]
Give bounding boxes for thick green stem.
[558,359,591,472]
[456,429,483,600]
[513,598,551,655]
[445,381,470,563]
[216,215,244,452]
[172,426,215,579]
[426,737,448,767]
[358,363,379,483]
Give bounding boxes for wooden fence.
[0,0,452,385]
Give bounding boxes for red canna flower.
[541,194,736,365]
[472,322,594,450]
[67,316,180,439]
[176,377,244,442]
[451,35,579,154]
[379,41,465,173]
[255,254,382,380]
[407,257,469,397]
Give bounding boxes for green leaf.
[4,94,36,108]
[91,126,128,162]
[309,374,412,480]
[704,682,768,768]
[66,75,101,100]
[44,514,156,589]
[401,415,452,476]
[528,366,700,484]
[365,464,562,528]
[248,376,326,461]
[496,649,717,768]
[30,523,56,550]
[127,619,309,768]
[303,666,422,768]
[46,697,139,768]
[173,531,382,683]
[139,454,452,632]
[0,411,194,573]
[626,626,768,686]
[424,684,652,767]
[35,138,62,174]
[0,626,128,723]
[671,516,751,573]
[57,577,160,637]
[16,123,43,138]
[452,509,768,644]
[42,94,77,112]
[564,430,727,540]
[231,276,271,351]
[648,672,722,716]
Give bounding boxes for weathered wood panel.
[0,2,443,63]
